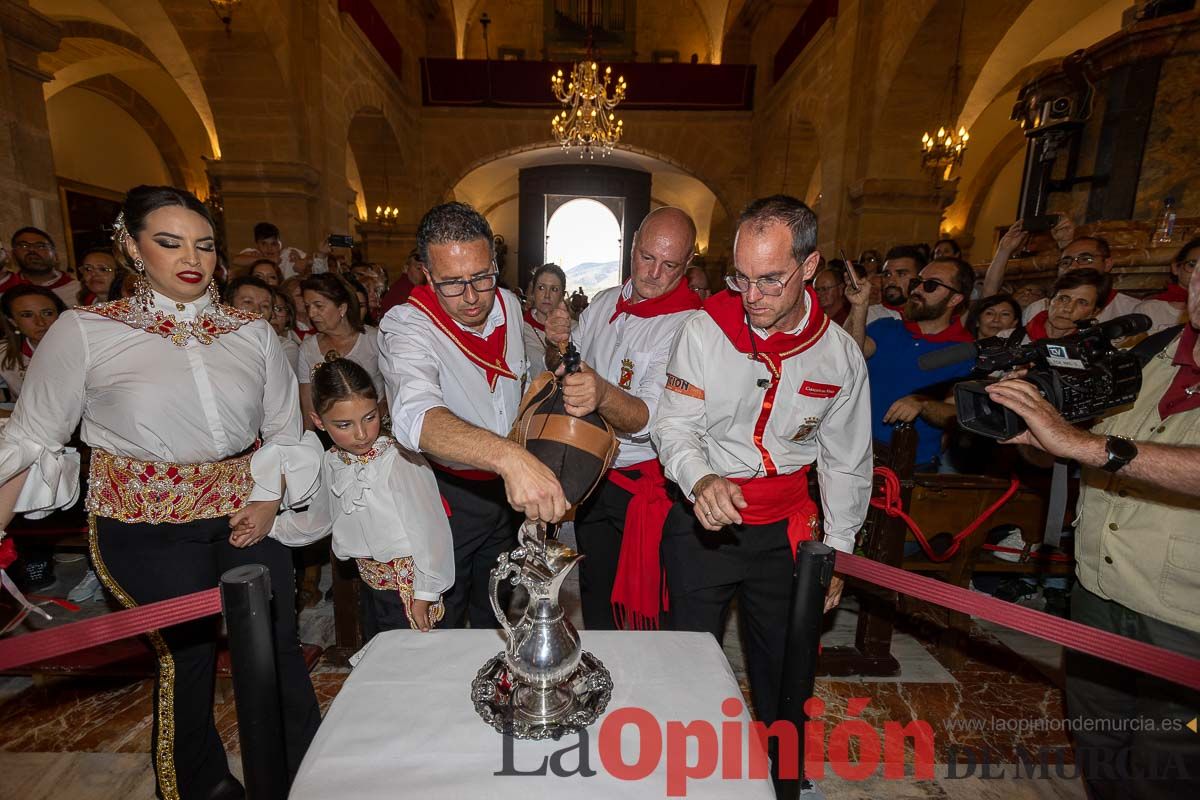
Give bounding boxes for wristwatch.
[1101,435,1137,473]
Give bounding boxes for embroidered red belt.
[86,449,255,525]
[355,556,445,630]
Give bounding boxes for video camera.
[920,313,1151,440]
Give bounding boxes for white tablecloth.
[290,630,777,799]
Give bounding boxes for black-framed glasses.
[431,270,500,298]
[909,277,961,295]
[1057,253,1099,269]
[725,266,802,297]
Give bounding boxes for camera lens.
[1050,97,1070,116]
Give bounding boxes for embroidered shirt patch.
[619,358,635,390]
[665,373,705,400]
[798,380,840,398]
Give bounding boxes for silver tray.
[470,650,614,740]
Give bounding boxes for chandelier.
[208,0,241,35]
[919,0,969,177]
[550,60,627,158]
[373,206,399,226]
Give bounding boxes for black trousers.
[1066,583,1200,799]
[435,472,518,629]
[573,474,635,630]
[90,515,321,800]
[661,501,795,725]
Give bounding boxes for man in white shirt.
[543,207,702,630]
[378,202,567,628]
[2,227,81,307]
[652,195,872,725]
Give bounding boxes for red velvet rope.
[871,466,1028,562]
[0,586,221,671]
[835,551,1200,692]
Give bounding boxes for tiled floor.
[1,530,1085,799]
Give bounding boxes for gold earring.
[207,280,221,305]
[133,257,144,272]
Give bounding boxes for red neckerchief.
[523,308,546,332]
[829,303,851,327]
[81,291,97,306]
[2,271,73,291]
[0,272,19,291]
[1103,289,1118,307]
[1153,283,1188,304]
[882,298,905,312]
[1160,325,1200,420]
[1025,311,1051,342]
[20,339,33,359]
[608,279,702,324]
[293,323,317,341]
[407,284,515,391]
[902,318,974,343]
[704,287,830,376]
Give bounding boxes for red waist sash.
[731,466,819,557]
[608,458,673,630]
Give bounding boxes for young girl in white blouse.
[267,358,454,633]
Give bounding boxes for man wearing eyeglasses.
[653,195,871,728]
[541,207,703,631]
[3,227,81,307]
[378,202,568,629]
[1019,236,1140,325]
[846,256,977,471]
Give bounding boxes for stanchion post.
[773,541,835,800]
[220,564,289,800]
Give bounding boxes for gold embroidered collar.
[335,436,394,466]
[82,296,257,347]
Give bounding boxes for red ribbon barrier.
[835,551,1200,692]
[0,586,221,671]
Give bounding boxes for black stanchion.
[220,564,289,800]
[773,541,836,800]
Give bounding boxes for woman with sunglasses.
[296,273,387,429]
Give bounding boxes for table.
[290,629,778,799]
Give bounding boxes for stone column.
[0,0,61,244]
[204,159,321,252]
[846,178,957,253]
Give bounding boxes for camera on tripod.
[951,314,1151,440]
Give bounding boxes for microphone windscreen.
[917,340,978,371]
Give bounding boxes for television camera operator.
[984,263,1200,799]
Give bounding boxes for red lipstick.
[177,271,203,284]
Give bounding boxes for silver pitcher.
[488,520,584,725]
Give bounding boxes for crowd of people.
[0,185,1197,799]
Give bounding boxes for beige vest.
[1077,334,1200,633]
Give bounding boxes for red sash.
[293,324,317,341]
[20,340,33,359]
[1025,310,1051,342]
[1152,283,1188,304]
[902,318,974,343]
[608,279,702,323]
[608,459,674,630]
[732,467,819,558]
[407,284,515,391]
[430,461,499,482]
[523,308,546,332]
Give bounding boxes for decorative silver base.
[471,650,613,740]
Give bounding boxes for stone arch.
[347,107,408,220]
[866,0,1034,181]
[74,75,191,189]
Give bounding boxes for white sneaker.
[68,569,101,603]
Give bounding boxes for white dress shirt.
[377,288,527,469]
[0,341,27,399]
[0,289,319,517]
[572,283,693,469]
[1023,291,1141,324]
[651,302,872,554]
[279,334,301,378]
[1132,297,1186,333]
[270,434,454,602]
[296,326,386,401]
[865,303,902,326]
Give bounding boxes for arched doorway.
[545,198,623,300]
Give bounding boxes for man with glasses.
[3,227,81,307]
[847,256,976,471]
[378,202,568,629]
[542,207,702,630]
[653,195,871,729]
[1020,236,1139,325]
[1134,236,1199,333]
[865,245,927,326]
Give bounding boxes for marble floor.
[0,531,1085,799]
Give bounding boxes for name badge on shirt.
[799,380,840,398]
